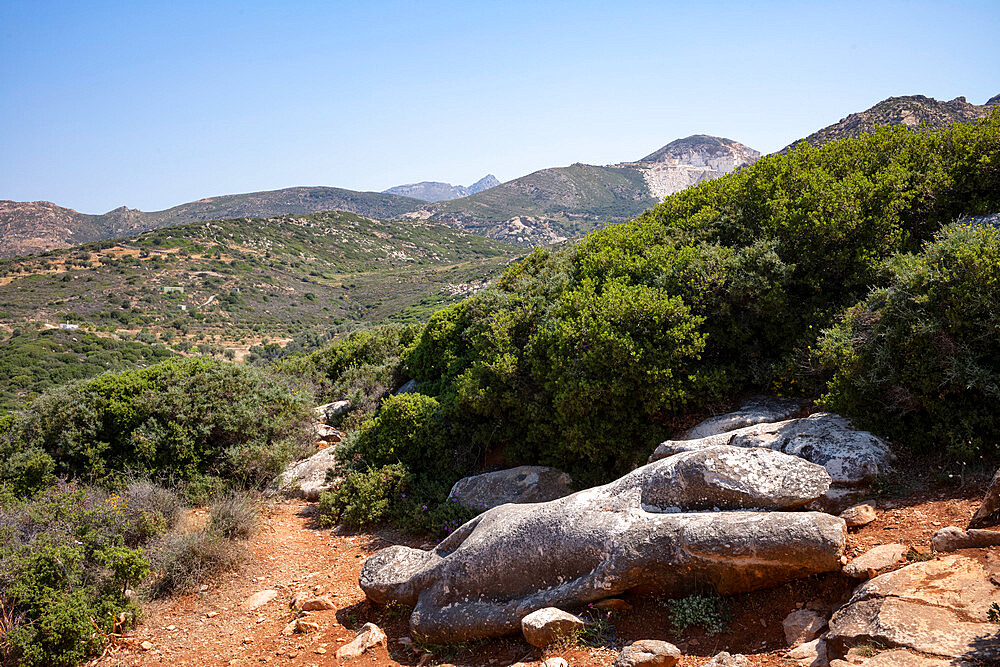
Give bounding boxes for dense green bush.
[817,221,1000,459]
[0,357,314,496]
[276,324,417,426]
[402,115,1000,481]
[329,113,1000,530]
[0,483,154,667]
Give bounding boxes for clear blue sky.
[1,0,998,214]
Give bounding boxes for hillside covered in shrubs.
[313,112,1000,532]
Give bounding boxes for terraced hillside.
[0,211,523,354]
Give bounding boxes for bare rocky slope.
[780,93,1000,152]
[383,174,500,202]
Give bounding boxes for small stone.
[614,639,682,667]
[141,641,153,651]
[199,584,209,592]
[299,595,336,611]
[243,637,253,644]
[314,647,327,654]
[840,503,877,527]
[206,611,219,618]
[543,659,568,667]
[705,653,751,667]
[782,609,826,647]
[786,637,828,664]
[521,607,585,647]
[166,625,176,631]
[244,589,279,610]
[843,543,908,578]
[335,623,387,659]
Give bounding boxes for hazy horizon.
[2,0,998,214]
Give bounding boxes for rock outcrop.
[272,447,337,500]
[314,400,351,423]
[683,396,800,440]
[360,445,844,642]
[448,466,574,510]
[969,468,1000,528]
[650,412,893,487]
[826,555,1000,660]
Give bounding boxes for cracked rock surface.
[360,445,844,642]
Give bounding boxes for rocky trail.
[89,479,996,667]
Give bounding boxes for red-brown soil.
[89,475,995,667]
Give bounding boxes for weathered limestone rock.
[931,526,1000,552]
[314,399,351,423]
[448,466,574,510]
[683,396,800,440]
[243,589,278,610]
[704,653,750,667]
[395,379,419,395]
[334,622,386,660]
[969,468,1000,528]
[840,504,877,527]
[299,595,336,611]
[650,413,894,487]
[786,637,828,666]
[783,609,827,647]
[826,555,1000,660]
[843,544,908,579]
[360,445,845,642]
[832,649,953,666]
[272,447,337,500]
[521,607,584,647]
[313,422,339,441]
[614,639,681,667]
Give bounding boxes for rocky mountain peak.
[469,174,501,194]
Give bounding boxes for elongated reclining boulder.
[359,446,845,643]
[683,396,801,440]
[651,412,893,487]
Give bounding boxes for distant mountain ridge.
[0,187,424,258]
[420,135,760,245]
[780,93,1000,152]
[5,92,996,258]
[384,175,500,202]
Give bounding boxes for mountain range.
[383,175,501,202]
[2,93,996,257]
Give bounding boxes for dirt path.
[90,484,993,667]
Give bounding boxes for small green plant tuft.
[663,593,731,635]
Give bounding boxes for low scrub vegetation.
[321,113,1000,532]
[0,357,310,665]
[817,221,1000,459]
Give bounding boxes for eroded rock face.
[827,555,1000,660]
[272,447,337,500]
[842,544,908,579]
[448,466,574,511]
[651,413,893,487]
[969,468,1000,528]
[314,400,351,423]
[360,445,844,643]
[683,396,801,440]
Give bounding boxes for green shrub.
[0,357,314,495]
[146,528,245,598]
[664,593,730,635]
[317,464,408,529]
[817,222,1000,460]
[276,323,418,423]
[0,483,150,667]
[208,491,259,540]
